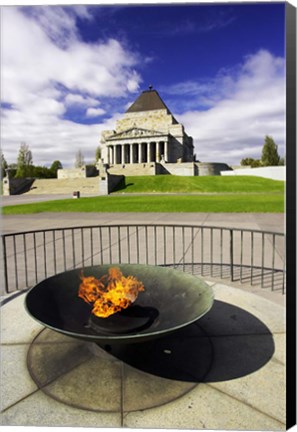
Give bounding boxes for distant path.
[1,190,283,207]
[1,211,285,234]
[1,194,97,207]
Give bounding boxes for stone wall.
[115,109,174,133]
[2,177,35,195]
[99,162,232,177]
[160,163,196,176]
[99,172,125,195]
[57,166,98,179]
[221,166,285,181]
[196,162,232,176]
[107,163,157,176]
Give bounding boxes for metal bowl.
[25,264,214,344]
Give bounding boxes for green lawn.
[2,176,285,214]
[113,175,285,194]
[2,193,284,214]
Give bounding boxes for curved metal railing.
[1,224,286,295]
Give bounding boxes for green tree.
[95,146,101,163]
[7,163,17,178]
[75,149,85,168]
[251,159,262,168]
[240,157,262,168]
[261,136,280,166]
[31,165,55,178]
[240,158,256,166]
[1,152,8,179]
[16,142,33,178]
[50,160,63,177]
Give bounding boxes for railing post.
[230,229,234,282]
[2,236,9,294]
[0,225,286,295]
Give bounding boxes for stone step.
[24,178,100,195]
[108,163,157,176]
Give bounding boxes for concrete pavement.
[0,280,286,430]
[1,211,285,234]
[0,210,286,429]
[1,212,285,304]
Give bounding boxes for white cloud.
[0,6,286,169]
[176,50,285,164]
[24,6,79,49]
[64,94,99,107]
[0,6,142,166]
[2,8,141,101]
[1,108,119,167]
[86,107,106,117]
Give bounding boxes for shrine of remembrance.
[99,86,198,176]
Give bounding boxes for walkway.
[0,281,286,430]
[1,211,284,234]
[0,211,286,429]
[1,212,285,303]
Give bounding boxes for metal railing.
[0,224,286,295]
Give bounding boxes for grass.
[2,176,285,214]
[2,193,284,214]
[113,175,285,194]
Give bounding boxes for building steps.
[23,178,100,195]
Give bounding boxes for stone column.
[130,144,133,164]
[139,143,142,164]
[114,145,118,164]
[108,146,112,164]
[117,145,122,164]
[147,142,150,163]
[106,146,110,164]
[121,145,125,164]
[164,141,168,162]
[113,145,116,164]
[156,142,160,163]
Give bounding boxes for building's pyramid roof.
[126,87,171,113]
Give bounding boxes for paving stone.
[204,334,275,383]
[0,389,121,427]
[0,265,286,430]
[1,293,44,344]
[272,333,285,364]
[44,355,122,412]
[27,337,92,386]
[210,283,285,333]
[26,329,122,412]
[105,326,212,383]
[122,364,197,412]
[209,348,286,423]
[123,382,285,430]
[0,344,38,411]
[199,298,275,337]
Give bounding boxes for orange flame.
[78,267,145,318]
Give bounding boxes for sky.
[0,1,287,168]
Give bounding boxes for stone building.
[55,86,231,181]
[100,87,194,172]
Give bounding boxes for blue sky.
[1,2,286,167]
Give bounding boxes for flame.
[78,267,145,318]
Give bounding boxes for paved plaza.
[1,208,285,234]
[0,210,286,429]
[1,280,286,430]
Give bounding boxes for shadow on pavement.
[104,300,275,382]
